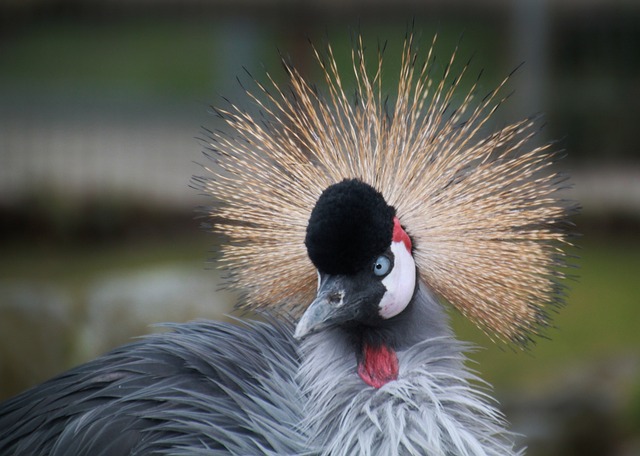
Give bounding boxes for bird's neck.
[340,281,452,388]
[298,283,520,454]
[300,281,453,389]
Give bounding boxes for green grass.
[1,17,509,101]
[0,235,212,286]
[1,18,220,97]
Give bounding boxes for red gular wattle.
[357,343,399,389]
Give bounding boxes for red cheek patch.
[392,217,412,252]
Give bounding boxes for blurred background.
[0,0,638,454]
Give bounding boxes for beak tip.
[293,321,309,340]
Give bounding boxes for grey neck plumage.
[299,282,524,456]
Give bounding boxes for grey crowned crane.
[0,34,572,455]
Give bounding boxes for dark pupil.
[376,263,382,269]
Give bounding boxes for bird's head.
[199,33,573,352]
[295,179,416,339]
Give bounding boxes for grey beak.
[294,276,346,340]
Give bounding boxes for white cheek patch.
[378,241,416,319]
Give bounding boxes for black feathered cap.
[305,179,396,275]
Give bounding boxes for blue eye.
[373,255,392,277]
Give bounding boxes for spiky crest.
[197,33,572,344]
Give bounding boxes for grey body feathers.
[0,319,307,455]
[0,284,521,455]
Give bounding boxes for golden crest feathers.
[197,33,572,344]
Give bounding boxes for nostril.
[328,291,344,307]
